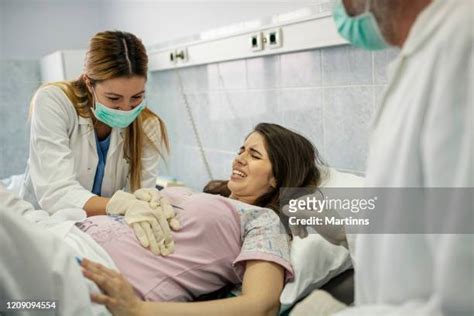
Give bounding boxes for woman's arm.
[139,260,284,316]
[83,196,109,216]
[83,259,285,316]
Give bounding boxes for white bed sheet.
[1,201,116,316]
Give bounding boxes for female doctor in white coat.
[20,31,177,255]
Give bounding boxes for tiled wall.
[0,60,41,179]
[147,45,399,191]
[0,45,398,189]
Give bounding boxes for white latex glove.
[106,190,174,256]
[282,192,348,248]
[134,188,181,231]
[290,290,347,316]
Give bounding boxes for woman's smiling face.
[228,132,276,205]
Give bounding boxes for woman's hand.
[81,258,144,316]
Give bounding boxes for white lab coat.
[337,0,473,315]
[20,85,163,213]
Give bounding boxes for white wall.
[1,0,103,60]
[99,1,312,49]
[0,1,4,59]
[0,0,311,60]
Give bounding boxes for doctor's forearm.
[83,196,109,216]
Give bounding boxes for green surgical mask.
[332,0,389,50]
[92,92,146,128]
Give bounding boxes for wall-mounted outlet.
[169,48,188,64]
[175,48,188,62]
[250,32,263,52]
[266,28,282,49]
[169,51,177,64]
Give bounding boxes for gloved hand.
[290,290,347,316]
[134,188,181,231]
[106,190,175,256]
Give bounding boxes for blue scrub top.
[92,134,111,196]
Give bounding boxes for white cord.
[174,66,214,181]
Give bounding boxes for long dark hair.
[203,123,324,214]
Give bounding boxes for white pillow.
[279,167,364,311]
[320,167,365,188]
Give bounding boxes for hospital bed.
[199,167,362,315]
[1,167,361,315]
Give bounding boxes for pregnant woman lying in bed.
[81,123,324,316]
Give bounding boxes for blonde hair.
[39,31,169,192]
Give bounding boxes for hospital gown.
[77,187,294,302]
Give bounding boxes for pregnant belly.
[78,198,242,301]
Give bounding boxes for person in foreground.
[79,122,324,316]
[289,0,473,315]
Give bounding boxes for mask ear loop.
[84,74,97,111]
[82,74,100,129]
[89,89,100,115]
[364,0,371,13]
